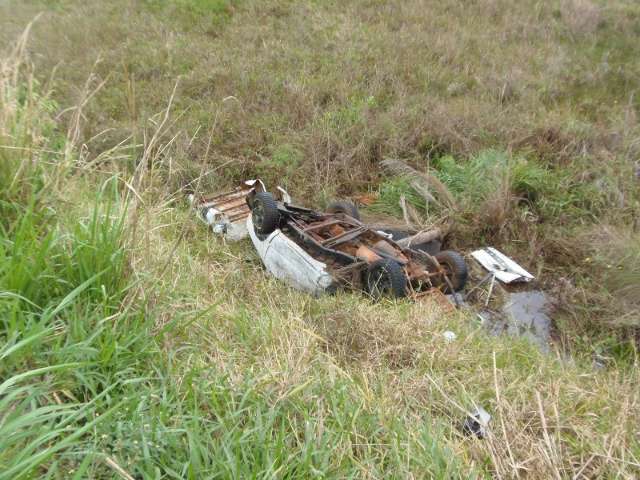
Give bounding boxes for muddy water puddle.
[479,290,553,352]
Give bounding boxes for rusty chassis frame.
[248,193,462,297]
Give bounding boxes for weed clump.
[435,150,551,207]
[0,34,58,225]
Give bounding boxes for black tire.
[252,192,279,235]
[326,200,361,221]
[365,259,407,299]
[435,250,468,292]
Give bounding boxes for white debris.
[191,179,268,242]
[244,179,266,189]
[471,247,534,284]
[375,230,394,239]
[276,186,292,204]
[442,331,457,342]
[463,406,491,439]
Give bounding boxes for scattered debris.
[462,406,491,439]
[188,179,560,353]
[443,331,457,342]
[189,179,266,241]
[471,247,534,284]
[247,190,468,299]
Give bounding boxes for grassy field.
[1,0,639,478]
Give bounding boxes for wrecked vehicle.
[188,179,292,241]
[246,190,468,298]
[188,180,261,241]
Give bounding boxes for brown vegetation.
[2,1,640,477]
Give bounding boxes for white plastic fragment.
[463,406,491,439]
[375,230,394,239]
[442,331,457,342]
[276,186,292,204]
[244,178,268,192]
[470,247,534,284]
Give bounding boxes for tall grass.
[1,6,639,478]
[0,25,48,223]
[0,29,133,477]
[0,27,471,479]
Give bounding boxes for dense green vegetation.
[1,0,639,478]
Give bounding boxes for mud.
[479,290,553,352]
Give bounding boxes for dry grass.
[562,0,603,37]
[134,194,640,478]
[584,226,640,327]
[2,1,640,477]
[2,0,637,189]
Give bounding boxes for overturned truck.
[247,190,468,298]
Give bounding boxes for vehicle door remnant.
[248,216,334,295]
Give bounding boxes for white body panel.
[247,216,335,295]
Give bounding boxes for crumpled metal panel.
[247,216,335,295]
[189,179,265,241]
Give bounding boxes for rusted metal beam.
[323,226,367,248]
[303,219,342,232]
[396,228,442,248]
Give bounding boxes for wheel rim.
[369,266,391,296]
[436,258,457,292]
[252,202,264,231]
[440,260,452,277]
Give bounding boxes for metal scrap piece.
[189,179,266,241]
[471,247,534,284]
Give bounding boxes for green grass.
[0,188,468,477]
[144,0,237,31]
[0,45,471,478]
[1,1,640,478]
[370,176,428,218]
